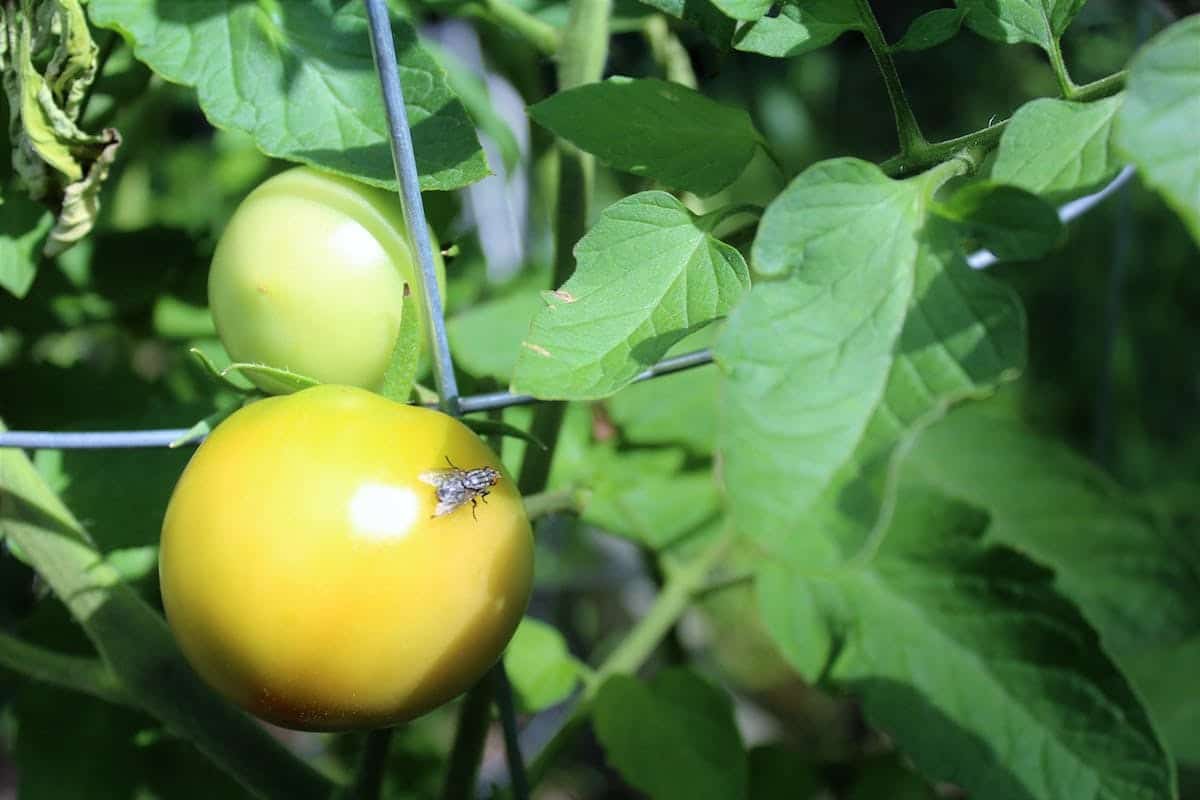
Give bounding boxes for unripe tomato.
[159,385,533,731]
[208,167,443,395]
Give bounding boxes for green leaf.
[717,159,928,546]
[708,0,772,23]
[447,287,543,383]
[933,180,1064,261]
[758,487,1174,800]
[87,0,487,191]
[1113,16,1200,245]
[503,617,583,713]
[958,0,1085,53]
[593,669,747,800]
[722,211,1025,565]
[512,191,750,400]
[0,187,53,298]
[0,423,335,800]
[378,286,420,403]
[891,8,965,52]
[153,295,217,340]
[991,95,1123,201]
[225,363,319,394]
[187,347,253,394]
[1123,636,1200,766]
[734,0,862,58]
[906,406,1200,662]
[588,451,719,549]
[529,78,763,197]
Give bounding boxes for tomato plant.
[1,1,1199,800]
[207,166,446,395]
[160,384,532,730]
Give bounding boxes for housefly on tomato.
[419,458,501,520]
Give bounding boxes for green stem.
[1046,35,1078,99]
[439,674,494,800]
[492,663,530,800]
[525,529,736,788]
[854,0,926,156]
[880,71,1127,177]
[0,629,129,707]
[523,487,588,520]
[341,728,394,800]
[479,0,561,55]
[644,15,696,88]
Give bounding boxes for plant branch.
[478,0,561,55]
[341,728,394,800]
[854,0,926,156]
[439,674,495,800]
[880,71,1127,177]
[492,663,530,800]
[0,629,129,707]
[524,528,736,789]
[644,15,696,88]
[1046,35,1079,99]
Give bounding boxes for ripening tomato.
[207,166,443,395]
[159,384,533,730]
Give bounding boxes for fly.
[419,457,501,520]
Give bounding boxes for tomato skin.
[208,167,440,395]
[159,385,533,731]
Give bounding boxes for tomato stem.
[0,630,129,707]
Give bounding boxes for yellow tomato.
[159,385,533,731]
[207,166,443,395]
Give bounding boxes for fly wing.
[419,469,457,487]
[432,498,461,517]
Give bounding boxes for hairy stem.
[854,0,926,156]
[880,71,1127,177]
[1046,35,1079,99]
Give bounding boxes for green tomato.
[208,166,442,395]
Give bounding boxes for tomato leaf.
[991,95,1123,202]
[906,406,1200,665]
[86,0,487,191]
[932,180,1064,261]
[757,486,1173,800]
[734,0,863,58]
[720,180,1025,565]
[503,617,583,713]
[223,364,319,395]
[511,191,749,400]
[891,8,965,52]
[593,669,747,800]
[958,0,1085,54]
[187,347,253,394]
[378,286,421,404]
[1113,16,1200,245]
[0,187,54,298]
[716,159,926,546]
[528,78,763,197]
